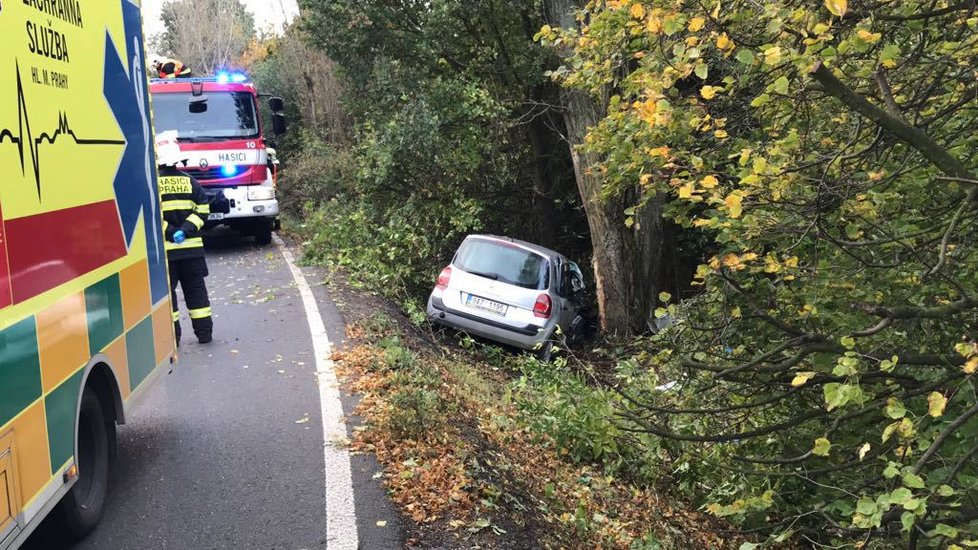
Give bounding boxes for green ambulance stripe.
[85,274,124,357]
[0,317,42,427]
[45,370,84,475]
[127,316,156,390]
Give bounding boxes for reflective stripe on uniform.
[163,200,198,212]
[197,203,211,215]
[189,307,212,319]
[172,310,181,322]
[186,213,205,230]
[165,237,204,251]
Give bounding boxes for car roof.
[464,234,568,262]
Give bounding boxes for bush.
[276,135,357,218]
[302,189,483,302]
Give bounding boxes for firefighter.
[153,57,192,79]
[155,131,213,345]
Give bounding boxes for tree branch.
[810,62,977,181]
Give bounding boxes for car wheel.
[535,332,556,362]
[54,387,113,540]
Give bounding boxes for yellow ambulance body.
[0,1,175,546]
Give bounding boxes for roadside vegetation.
[156,0,978,547]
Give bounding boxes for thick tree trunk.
[542,0,665,335]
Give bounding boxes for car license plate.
[466,294,507,316]
[208,213,224,221]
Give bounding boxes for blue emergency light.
[220,165,240,177]
[215,72,248,84]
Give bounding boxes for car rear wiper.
[468,270,499,280]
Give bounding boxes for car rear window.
[454,239,549,290]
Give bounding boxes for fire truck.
[149,73,286,245]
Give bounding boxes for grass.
[333,315,743,549]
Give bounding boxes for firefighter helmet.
[155,131,187,167]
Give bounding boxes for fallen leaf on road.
[230,349,239,355]
[376,521,387,527]
[277,370,286,374]
[372,471,383,479]
[295,415,310,424]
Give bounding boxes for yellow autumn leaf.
[716,33,732,50]
[857,442,870,461]
[965,356,978,374]
[700,85,718,99]
[630,2,646,19]
[857,29,881,43]
[689,16,705,32]
[720,253,742,268]
[714,129,729,139]
[678,183,695,199]
[784,256,799,268]
[647,16,663,34]
[928,392,947,417]
[763,46,782,66]
[649,146,670,157]
[791,372,816,387]
[692,218,714,227]
[725,192,743,218]
[701,175,719,188]
[825,0,847,17]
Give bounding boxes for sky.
[142,0,300,41]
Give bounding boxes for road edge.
[273,234,359,549]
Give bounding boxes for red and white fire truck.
[149,73,286,245]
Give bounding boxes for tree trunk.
[543,0,665,335]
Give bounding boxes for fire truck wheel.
[54,387,113,540]
[254,219,273,246]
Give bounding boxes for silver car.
[426,235,589,358]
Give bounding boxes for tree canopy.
[544,0,978,545]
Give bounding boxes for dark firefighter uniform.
[159,165,213,344]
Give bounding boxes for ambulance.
[0,1,176,547]
[149,73,286,245]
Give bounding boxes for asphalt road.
[24,231,403,550]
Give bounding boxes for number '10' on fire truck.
[149,72,287,246]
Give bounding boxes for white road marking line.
[274,234,359,549]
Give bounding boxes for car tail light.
[533,294,552,318]
[435,266,452,290]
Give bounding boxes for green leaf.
[883,462,900,479]
[773,76,789,95]
[884,398,906,419]
[856,497,877,515]
[901,511,916,532]
[659,291,672,303]
[934,523,959,539]
[889,487,912,506]
[735,49,755,65]
[695,63,709,80]
[813,437,831,456]
[937,484,956,497]
[841,336,856,349]
[902,472,926,489]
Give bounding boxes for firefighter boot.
[174,321,182,348]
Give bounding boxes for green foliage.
[547,0,978,545]
[275,134,356,217]
[302,189,483,301]
[296,0,590,296]
[382,343,446,440]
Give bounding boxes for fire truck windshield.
[151,91,259,141]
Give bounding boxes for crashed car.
[426,234,591,359]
